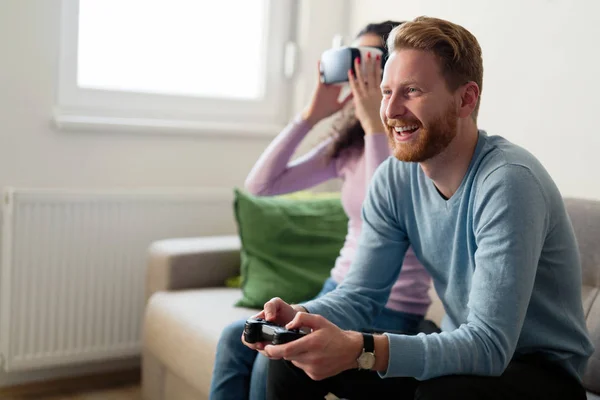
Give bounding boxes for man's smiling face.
[380,49,460,162]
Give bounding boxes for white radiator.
[0,187,234,371]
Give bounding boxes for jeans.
[209,278,424,400]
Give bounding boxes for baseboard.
[0,367,140,397]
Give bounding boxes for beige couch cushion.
[144,288,256,396]
[564,198,600,394]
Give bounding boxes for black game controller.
[244,318,307,345]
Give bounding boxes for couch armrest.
[146,235,241,302]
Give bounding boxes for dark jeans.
[267,352,586,400]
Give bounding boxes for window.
[55,0,297,136]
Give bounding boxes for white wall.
[0,1,273,191]
[0,0,349,386]
[350,0,600,200]
[0,0,346,190]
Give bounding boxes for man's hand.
[241,297,302,354]
[263,312,364,381]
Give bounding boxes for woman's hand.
[348,52,386,135]
[302,62,353,127]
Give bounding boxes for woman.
[209,21,431,400]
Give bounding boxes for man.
[244,16,594,399]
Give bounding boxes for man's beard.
[386,102,458,162]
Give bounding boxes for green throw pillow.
[233,188,348,308]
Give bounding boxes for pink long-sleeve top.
[245,116,431,315]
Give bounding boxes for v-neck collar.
[427,131,487,211]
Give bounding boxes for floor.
[2,384,141,400]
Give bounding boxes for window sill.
[52,111,282,139]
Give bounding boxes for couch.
[142,198,600,400]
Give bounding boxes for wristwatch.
[356,333,376,370]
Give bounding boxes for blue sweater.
[302,131,594,380]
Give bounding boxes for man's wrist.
[291,304,308,314]
[346,331,364,370]
[373,334,390,372]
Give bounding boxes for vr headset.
[319,46,387,85]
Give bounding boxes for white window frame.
[54,0,297,137]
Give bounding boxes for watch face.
[357,352,376,370]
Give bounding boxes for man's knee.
[415,375,493,400]
[267,359,297,399]
[267,359,323,400]
[268,358,302,384]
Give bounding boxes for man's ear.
[457,82,480,118]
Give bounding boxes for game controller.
[319,46,386,85]
[244,318,307,345]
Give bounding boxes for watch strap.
[362,332,374,353]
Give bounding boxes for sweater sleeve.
[244,116,340,196]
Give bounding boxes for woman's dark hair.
[328,20,404,160]
[356,20,404,48]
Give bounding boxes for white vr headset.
[319,46,387,85]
